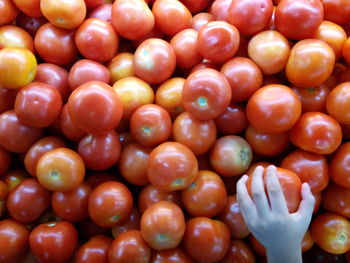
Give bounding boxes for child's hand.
[236,165,315,263]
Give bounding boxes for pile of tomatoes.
[1,0,350,262]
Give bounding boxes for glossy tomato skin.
[29,221,78,263]
[322,183,350,218]
[292,84,330,113]
[0,25,34,52]
[326,82,350,124]
[0,0,18,26]
[180,0,209,13]
[108,52,135,84]
[7,178,51,223]
[214,103,248,135]
[0,86,17,114]
[329,142,350,188]
[111,207,141,238]
[0,110,43,153]
[36,148,85,192]
[88,3,112,23]
[133,38,176,84]
[197,21,240,62]
[2,169,28,191]
[75,18,118,62]
[183,217,230,262]
[147,142,198,192]
[59,104,85,141]
[210,135,252,177]
[151,247,194,263]
[141,201,185,250]
[275,0,324,40]
[109,230,152,263]
[246,84,301,134]
[183,68,231,120]
[0,219,29,263]
[88,181,133,228]
[191,12,215,32]
[15,13,47,38]
[321,0,350,25]
[210,0,231,21]
[68,81,123,135]
[75,235,112,263]
[228,0,273,35]
[310,213,350,254]
[290,112,342,155]
[218,239,255,263]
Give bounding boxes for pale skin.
[236,165,315,263]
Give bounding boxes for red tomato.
[321,0,350,25]
[290,112,342,155]
[180,0,209,13]
[75,18,118,62]
[59,104,86,141]
[0,180,8,217]
[75,235,112,263]
[246,84,301,134]
[133,38,176,84]
[0,0,18,26]
[281,149,329,193]
[111,207,141,238]
[2,169,28,191]
[326,82,350,124]
[109,230,152,263]
[0,86,17,114]
[84,0,104,9]
[228,0,273,35]
[29,221,78,263]
[197,21,240,62]
[111,0,154,40]
[108,53,135,84]
[247,167,302,213]
[141,201,185,250]
[0,219,29,263]
[40,0,86,29]
[329,142,350,188]
[310,213,350,254]
[12,0,41,18]
[0,145,11,175]
[214,103,249,135]
[147,142,198,192]
[210,0,231,21]
[322,183,350,218]
[15,13,47,38]
[183,68,232,120]
[36,148,85,192]
[68,81,123,135]
[151,247,194,263]
[191,12,215,32]
[218,239,255,263]
[292,84,330,113]
[88,3,112,23]
[88,181,133,228]
[183,217,230,262]
[152,0,192,36]
[210,135,253,177]
[275,0,324,40]
[0,25,34,52]
[182,170,227,217]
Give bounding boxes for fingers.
[236,174,257,223]
[294,183,315,224]
[266,165,288,216]
[251,166,270,217]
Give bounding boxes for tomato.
[286,39,335,88]
[0,47,36,90]
[2,169,28,191]
[302,230,315,252]
[0,180,7,217]
[0,145,11,175]
[321,0,350,25]
[182,170,227,217]
[275,0,323,40]
[109,230,152,263]
[68,81,123,135]
[151,247,193,263]
[183,68,231,120]
[152,0,191,36]
[228,0,273,35]
[147,142,198,192]
[75,235,112,263]
[197,21,239,62]
[191,12,214,32]
[0,25,34,52]
[313,191,322,214]
[88,181,133,228]
[36,148,85,192]
[210,135,252,177]
[214,103,248,135]
[133,38,176,84]
[52,182,91,222]
[180,0,209,13]
[249,234,266,256]
[326,82,350,124]
[59,104,85,141]
[108,53,135,84]
[310,212,350,254]
[0,219,29,263]
[221,57,263,102]
[190,61,221,73]
[247,167,302,212]
[35,63,70,102]
[75,18,118,62]
[113,77,154,120]
[119,143,151,186]
[0,0,18,26]
[12,0,41,18]
[111,207,141,237]
[84,0,104,9]
[290,112,342,155]
[0,86,16,114]
[329,142,350,188]
[246,84,301,134]
[170,29,202,69]
[183,217,230,262]
[322,183,350,218]
[88,3,112,23]
[40,0,86,29]
[141,201,185,250]
[210,0,231,22]
[0,110,43,153]
[111,0,154,40]
[292,84,330,113]
[7,178,51,223]
[248,30,290,75]
[281,149,329,193]
[218,239,255,263]
[34,23,78,66]
[30,221,78,263]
